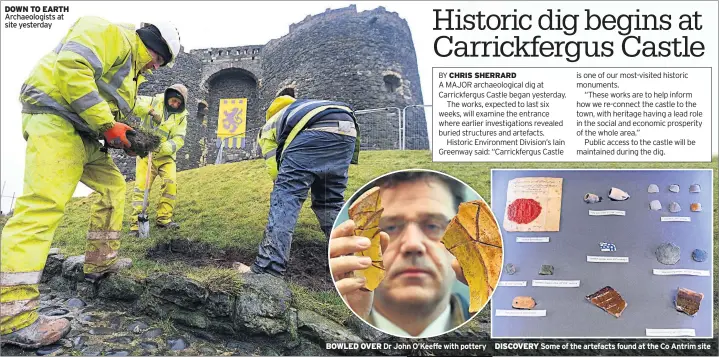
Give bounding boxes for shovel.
[138,152,152,238]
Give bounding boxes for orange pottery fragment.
[349,187,385,291]
[512,296,536,310]
[441,200,503,313]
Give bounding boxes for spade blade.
[139,221,150,238]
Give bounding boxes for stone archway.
[200,62,261,94]
[204,68,261,163]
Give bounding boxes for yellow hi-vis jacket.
[19,16,155,138]
[135,85,188,160]
[258,98,360,180]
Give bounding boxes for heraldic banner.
[216,98,247,148]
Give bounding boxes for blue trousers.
[253,130,356,275]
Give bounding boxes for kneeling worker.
[129,84,189,235]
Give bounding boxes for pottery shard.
[348,187,384,291]
[583,193,602,204]
[586,286,627,318]
[512,296,536,310]
[608,187,630,201]
[690,203,701,212]
[442,199,503,313]
[649,200,662,211]
[675,288,703,316]
[669,202,681,213]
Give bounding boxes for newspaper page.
[0,1,715,356]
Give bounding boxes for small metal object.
[647,184,659,193]
[656,242,680,265]
[539,264,554,275]
[599,242,616,252]
[690,203,701,212]
[504,263,516,275]
[669,184,680,193]
[689,184,701,193]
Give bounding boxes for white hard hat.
[140,21,181,68]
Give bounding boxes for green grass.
[2,151,717,328]
[289,283,352,324]
[185,267,244,295]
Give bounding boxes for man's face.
[168,97,183,109]
[143,48,165,71]
[375,178,457,307]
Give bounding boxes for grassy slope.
[3,151,717,326]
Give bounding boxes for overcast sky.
[1,1,717,212]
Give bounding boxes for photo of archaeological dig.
[329,169,504,338]
[490,169,713,338]
[0,3,450,356]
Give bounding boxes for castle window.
[197,101,208,115]
[236,50,240,55]
[383,74,401,92]
[278,87,296,98]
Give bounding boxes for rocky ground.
[2,284,491,357]
[1,251,491,357]
[1,287,306,356]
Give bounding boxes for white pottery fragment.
[608,187,630,201]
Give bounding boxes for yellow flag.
[217,98,247,139]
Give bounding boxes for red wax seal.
[507,198,542,224]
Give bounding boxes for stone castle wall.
[114,5,427,180]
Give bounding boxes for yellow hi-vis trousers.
[0,113,126,335]
[129,156,177,230]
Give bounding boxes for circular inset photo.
[328,169,504,338]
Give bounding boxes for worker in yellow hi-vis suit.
[0,17,181,348]
[129,84,189,235]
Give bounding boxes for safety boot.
[0,315,70,348]
[249,264,284,279]
[156,221,180,229]
[84,258,133,283]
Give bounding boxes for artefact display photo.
[491,169,713,338]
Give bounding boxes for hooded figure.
[129,84,189,234]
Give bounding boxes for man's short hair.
[356,170,466,212]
